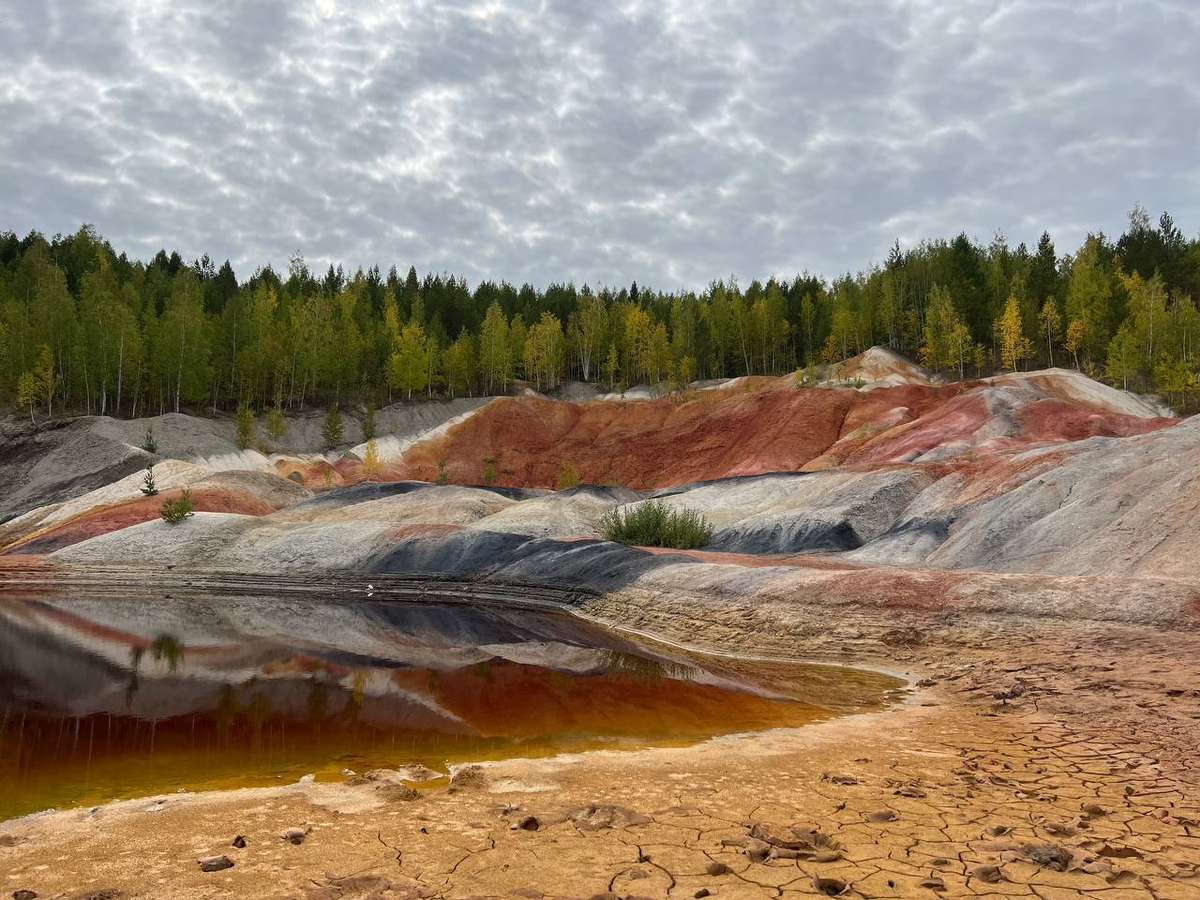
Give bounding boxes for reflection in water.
[0,592,903,820]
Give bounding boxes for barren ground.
[3,571,1198,900]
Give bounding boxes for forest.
[2,205,1198,422]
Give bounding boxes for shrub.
[555,460,582,491]
[234,403,255,449]
[363,402,376,440]
[322,404,344,448]
[598,500,713,549]
[435,458,450,485]
[265,405,288,442]
[142,426,158,454]
[482,455,496,485]
[140,464,158,497]
[161,488,195,524]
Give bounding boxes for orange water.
[0,594,903,820]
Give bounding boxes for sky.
[1,0,1197,289]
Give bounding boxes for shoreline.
[2,570,1199,898]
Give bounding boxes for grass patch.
[598,500,713,549]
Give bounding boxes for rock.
[695,891,712,899]
[231,835,246,848]
[282,826,311,845]
[743,839,772,863]
[705,861,731,876]
[1020,843,1073,871]
[971,864,1002,883]
[197,855,234,872]
[376,784,421,802]
[823,772,859,785]
[919,876,946,891]
[569,804,652,830]
[1082,802,1109,818]
[512,815,539,831]
[14,891,38,900]
[866,808,899,822]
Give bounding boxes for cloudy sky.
[1,0,1197,288]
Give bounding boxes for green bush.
[482,455,496,485]
[598,500,713,549]
[435,458,450,485]
[142,426,158,454]
[161,488,195,524]
[234,403,255,449]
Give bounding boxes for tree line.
[2,205,1198,423]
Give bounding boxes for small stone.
[298,773,315,784]
[705,861,731,876]
[512,815,539,831]
[824,773,858,785]
[919,876,946,891]
[694,891,712,899]
[231,835,246,848]
[14,891,39,900]
[282,826,310,844]
[197,855,234,872]
[866,809,899,822]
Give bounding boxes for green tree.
[322,404,344,448]
[1038,299,1063,367]
[555,460,582,490]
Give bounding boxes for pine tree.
[322,404,344,448]
[363,402,376,440]
[141,463,158,496]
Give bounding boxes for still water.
[0,591,903,820]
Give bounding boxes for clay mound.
[649,468,935,554]
[398,383,959,489]
[469,485,643,539]
[925,415,1200,578]
[52,512,260,568]
[826,346,936,388]
[992,367,1173,418]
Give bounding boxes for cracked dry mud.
[2,607,1199,900]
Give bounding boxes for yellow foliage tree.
[997,295,1032,371]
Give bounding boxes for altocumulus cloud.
[1,0,1197,287]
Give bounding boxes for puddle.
[0,592,904,820]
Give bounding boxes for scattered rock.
[376,784,421,802]
[396,764,443,782]
[866,808,899,822]
[705,861,731,876]
[919,876,946,891]
[895,784,927,798]
[14,891,38,900]
[231,835,246,848]
[282,826,311,845]
[1081,802,1109,818]
[197,855,234,872]
[694,891,711,899]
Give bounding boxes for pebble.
[197,854,234,873]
